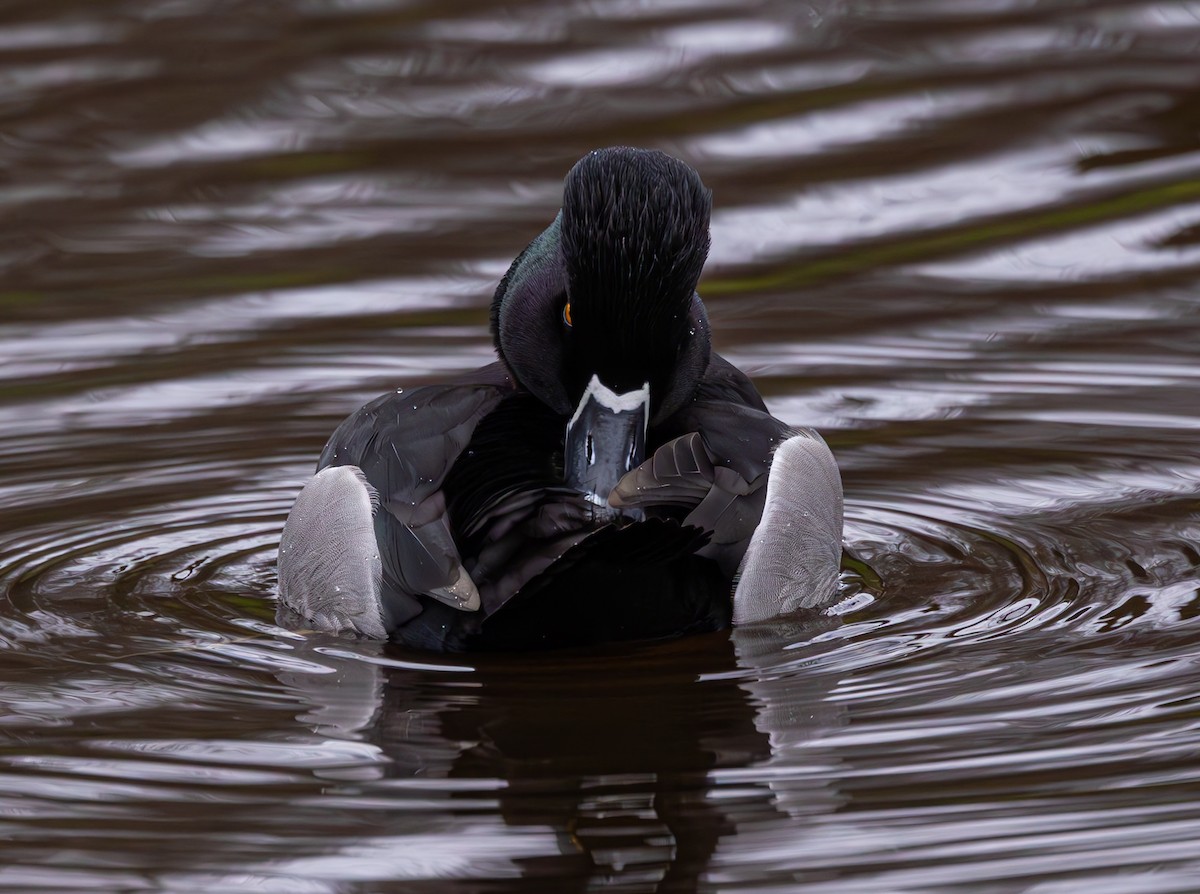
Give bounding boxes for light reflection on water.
[1,0,1200,890]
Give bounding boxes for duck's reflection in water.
[277,621,844,890]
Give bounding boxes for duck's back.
[428,391,730,651]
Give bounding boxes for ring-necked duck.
[277,147,843,651]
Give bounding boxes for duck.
[277,147,843,651]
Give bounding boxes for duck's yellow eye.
[563,302,573,327]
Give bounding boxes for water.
[2,0,1200,890]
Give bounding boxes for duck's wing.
[611,352,844,619]
[608,351,795,576]
[438,391,598,615]
[611,404,790,577]
[279,366,512,635]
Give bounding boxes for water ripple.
[1,0,1199,890]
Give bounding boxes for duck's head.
[491,147,713,507]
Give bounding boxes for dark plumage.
[560,149,711,400]
[277,147,843,651]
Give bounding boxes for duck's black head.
[490,147,714,505]
[491,147,712,417]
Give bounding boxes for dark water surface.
[3,1,1200,890]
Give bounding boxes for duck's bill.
[564,375,649,514]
